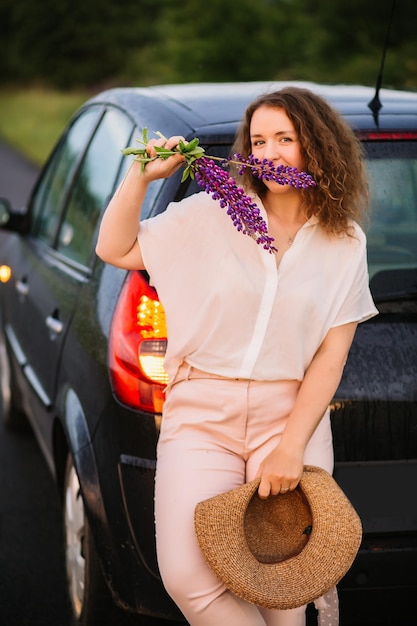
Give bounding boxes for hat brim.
[194,465,362,609]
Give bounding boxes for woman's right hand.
[141,135,186,182]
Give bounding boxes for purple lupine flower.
[233,154,316,189]
[193,157,277,253]
[122,130,317,254]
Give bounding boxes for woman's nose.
[263,140,280,161]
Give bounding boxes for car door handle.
[45,315,64,335]
[16,279,29,296]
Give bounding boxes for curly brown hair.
[232,86,369,236]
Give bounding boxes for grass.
[0,87,89,166]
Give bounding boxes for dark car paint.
[1,82,417,624]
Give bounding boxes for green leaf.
[181,164,196,182]
[121,147,145,156]
[134,156,154,163]
[188,146,205,157]
[154,146,177,159]
[182,137,199,153]
[155,130,169,142]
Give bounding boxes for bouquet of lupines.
[122,129,316,254]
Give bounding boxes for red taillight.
[359,131,417,141]
[109,270,168,413]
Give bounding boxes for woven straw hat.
[194,465,362,610]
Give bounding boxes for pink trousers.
[154,365,338,626]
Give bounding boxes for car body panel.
[1,237,86,467]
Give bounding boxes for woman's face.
[249,105,305,192]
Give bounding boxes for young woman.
[96,87,378,626]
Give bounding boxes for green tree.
[290,0,417,87]
[143,0,299,83]
[1,0,162,88]
[0,0,416,89]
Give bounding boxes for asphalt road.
[0,414,73,626]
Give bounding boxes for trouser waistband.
[164,361,251,392]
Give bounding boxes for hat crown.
[244,489,312,564]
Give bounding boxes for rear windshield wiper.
[370,269,417,304]
[372,288,417,303]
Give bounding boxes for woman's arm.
[95,136,185,269]
[257,321,358,498]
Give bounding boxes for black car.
[0,82,416,625]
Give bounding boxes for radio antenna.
[367,0,397,126]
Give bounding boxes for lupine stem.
[122,130,316,254]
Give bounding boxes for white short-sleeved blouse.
[138,191,378,381]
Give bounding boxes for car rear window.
[365,139,417,300]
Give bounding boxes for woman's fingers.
[141,135,186,181]
[146,135,186,156]
[166,135,187,150]
[257,476,272,499]
[258,476,298,499]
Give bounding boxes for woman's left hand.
[256,446,304,499]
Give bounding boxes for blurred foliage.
[0,88,87,164]
[0,0,416,90]
[0,0,161,88]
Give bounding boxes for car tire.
[64,454,122,625]
[0,336,28,432]
[63,454,169,626]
